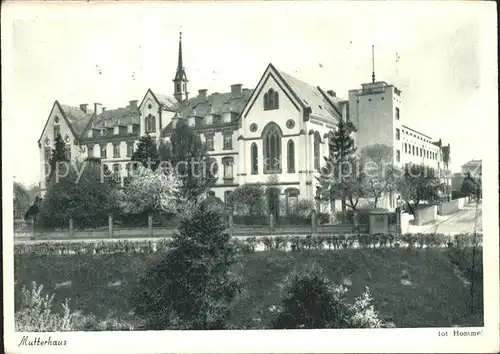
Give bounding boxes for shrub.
[131,205,241,330]
[15,281,134,331]
[271,267,382,329]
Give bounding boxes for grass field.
[14,248,483,329]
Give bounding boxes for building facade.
[38,34,450,212]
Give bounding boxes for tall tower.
[173,32,189,102]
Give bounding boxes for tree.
[47,134,69,182]
[159,121,217,201]
[461,172,481,201]
[13,182,30,215]
[117,166,184,216]
[271,267,382,329]
[38,159,118,229]
[360,144,397,208]
[265,175,281,219]
[131,204,241,330]
[229,184,265,216]
[131,135,160,171]
[396,163,443,215]
[317,119,357,212]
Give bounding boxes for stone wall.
[414,205,437,225]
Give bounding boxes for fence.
[15,208,401,241]
[438,197,469,216]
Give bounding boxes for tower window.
[395,107,400,120]
[396,150,400,162]
[396,128,400,140]
[176,83,181,92]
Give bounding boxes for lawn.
[14,248,483,329]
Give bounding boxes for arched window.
[314,131,321,171]
[287,139,295,173]
[263,88,279,111]
[262,122,282,173]
[146,114,156,133]
[251,143,258,175]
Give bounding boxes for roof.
[162,88,254,134]
[154,93,178,110]
[463,159,482,166]
[59,104,94,136]
[91,106,141,129]
[275,67,342,120]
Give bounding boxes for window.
[53,125,61,141]
[404,143,408,154]
[145,114,156,133]
[205,115,213,125]
[223,134,232,150]
[127,142,134,157]
[113,143,120,158]
[88,145,94,158]
[100,144,107,159]
[222,157,234,179]
[188,117,195,127]
[395,107,400,120]
[206,135,214,151]
[176,83,181,92]
[263,88,279,110]
[396,150,401,162]
[412,145,415,155]
[65,144,71,161]
[263,122,282,173]
[313,132,321,171]
[44,147,51,163]
[396,128,400,140]
[224,191,232,207]
[287,139,295,173]
[420,148,422,157]
[251,143,258,174]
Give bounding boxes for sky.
[2,1,497,186]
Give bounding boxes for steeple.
[371,45,376,83]
[173,31,189,102]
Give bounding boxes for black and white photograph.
[2,1,498,353]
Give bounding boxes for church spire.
[173,31,188,102]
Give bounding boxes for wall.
[414,205,437,225]
[437,197,469,216]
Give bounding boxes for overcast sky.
[2,1,497,186]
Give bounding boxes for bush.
[270,267,382,329]
[15,281,134,331]
[130,205,241,330]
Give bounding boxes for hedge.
[14,233,483,256]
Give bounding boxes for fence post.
[396,207,401,237]
[148,213,153,238]
[311,209,317,236]
[228,208,234,237]
[108,214,113,239]
[69,218,74,238]
[269,213,275,236]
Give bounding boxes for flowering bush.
[118,167,184,215]
[15,281,134,331]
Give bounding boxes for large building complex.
[37,34,451,212]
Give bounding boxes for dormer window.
[205,115,213,125]
[188,117,195,127]
[223,113,231,124]
[264,88,279,111]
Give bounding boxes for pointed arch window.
[145,114,156,133]
[263,88,279,111]
[313,131,321,171]
[262,122,282,173]
[287,139,295,173]
[251,143,258,175]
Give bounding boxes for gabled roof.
[37,101,93,144]
[91,106,141,129]
[240,63,342,122]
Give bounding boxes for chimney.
[80,104,88,113]
[231,84,243,98]
[94,103,103,115]
[129,100,138,109]
[327,90,336,97]
[198,89,208,99]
